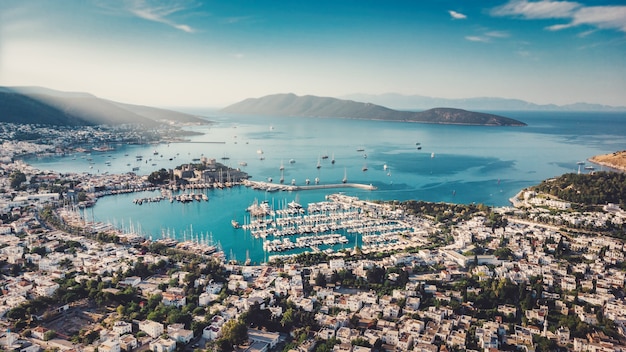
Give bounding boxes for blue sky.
[1,0,625,107]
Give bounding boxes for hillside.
[221,93,526,126]
[532,172,626,208]
[0,87,206,126]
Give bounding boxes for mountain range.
[0,87,206,126]
[341,93,626,112]
[221,93,527,126]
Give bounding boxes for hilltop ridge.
[222,93,526,126]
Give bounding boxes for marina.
[242,193,430,257]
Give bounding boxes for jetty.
[242,180,376,192]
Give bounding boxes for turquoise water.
[26,111,626,263]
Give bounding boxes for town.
[1,133,626,352]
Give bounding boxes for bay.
[25,111,626,263]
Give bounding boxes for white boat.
[257,149,263,154]
[431,152,435,158]
[383,163,388,171]
[279,160,284,171]
[342,168,347,183]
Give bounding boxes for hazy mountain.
[0,86,206,126]
[342,93,626,111]
[221,93,526,126]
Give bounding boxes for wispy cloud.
[124,0,198,33]
[449,10,467,20]
[486,30,510,38]
[492,0,626,33]
[465,36,490,42]
[491,0,580,19]
[465,30,510,43]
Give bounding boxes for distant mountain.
[221,93,526,126]
[0,86,206,126]
[341,93,626,111]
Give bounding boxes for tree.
[315,272,327,287]
[221,319,248,346]
[9,171,26,189]
[366,265,385,284]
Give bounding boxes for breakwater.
[242,180,376,192]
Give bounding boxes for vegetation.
[532,172,626,208]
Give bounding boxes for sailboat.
[342,168,347,183]
[279,160,284,171]
[362,163,368,171]
[316,156,321,169]
[331,153,335,164]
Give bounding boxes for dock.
[242,180,376,192]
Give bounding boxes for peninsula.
[221,93,527,126]
[590,150,626,172]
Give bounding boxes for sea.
[24,111,626,264]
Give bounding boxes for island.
[221,93,527,126]
[590,150,626,172]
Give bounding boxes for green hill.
[221,93,526,126]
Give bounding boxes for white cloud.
[492,0,626,33]
[125,0,197,33]
[569,6,626,32]
[491,0,580,19]
[486,30,510,38]
[448,10,467,20]
[465,36,490,42]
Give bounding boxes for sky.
[1,0,625,108]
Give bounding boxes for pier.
[242,180,376,192]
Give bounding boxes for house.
[162,292,186,308]
[139,320,164,338]
[120,334,138,352]
[31,326,49,340]
[247,329,280,350]
[149,337,177,352]
[99,337,121,352]
[167,324,194,344]
[112,321,133,335]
